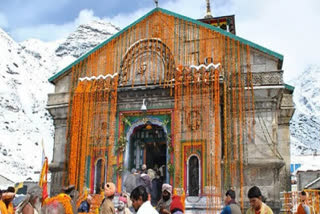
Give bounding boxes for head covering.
[27,185,42,198]
[170,195,184,212]
[62,185,75,194]
[119,196,127,204]
[142,164,147,170]
[2,192,15,200]
[162,184,172,195]
[104,182,116,197]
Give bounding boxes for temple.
[47,7,294,212]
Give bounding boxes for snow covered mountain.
[0,20,119,183]
[290,66,320,156]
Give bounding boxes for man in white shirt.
[130,186,158,214]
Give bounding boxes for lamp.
[145,121,152,130]
[141,99,147,112]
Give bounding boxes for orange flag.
[39,157,48,200]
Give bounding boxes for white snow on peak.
[290,65,320,156]
[55,19,120,58]
[0,20,119,183]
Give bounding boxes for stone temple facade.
[47,8,294,213]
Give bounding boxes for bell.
[141,99,147,112]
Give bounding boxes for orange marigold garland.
[43,193,73,214]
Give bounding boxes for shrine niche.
[94,158,106,194]
[119,38,175,86]
[188,155,200,196]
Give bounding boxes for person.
[42,192,73,214]
[246,186,273,214]
[15,185,43,214]
[124,169,140,194]
[221,189,241,214]
[100,182,116,214]
[295,191,311,214]
[137,172,152,195]
[147,168,156,181]
[78,194,93,212]
[130,186,158,214]
[116,196,132,214]
[151,171,163,206]
[0,187,15,214]
[41,200,66,214]
[120,192,132,210]
[0,190,15,214]
[170,195,184,214]
[141,164,147,174]
[156,184,172,214]
[62,185,79,214]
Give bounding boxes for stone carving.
[242,71,284,86]
[186,109,201,131]
[119,38,175,86]
[137,61,147,76]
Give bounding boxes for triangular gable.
[49,7,284,84]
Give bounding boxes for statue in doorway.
[189,157,199,196]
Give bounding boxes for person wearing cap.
[156,184,173,214]
[130,186,158,214]
[116,196,132,214]
[15,185,43,214]
[78,194,92,213]
[100,182,116,214]
[0,191,14,214]
[246,186,273,214]
[170,195,184,214]
[221,189,241,214]
[62,185,79,214]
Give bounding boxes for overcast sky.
[0,0,319,83]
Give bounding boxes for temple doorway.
[128,123,167,180]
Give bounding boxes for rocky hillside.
[290,66,320,155]
[0,21,119,182]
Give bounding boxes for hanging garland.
[63,12,256,210]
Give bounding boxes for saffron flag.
[39,157,48,200]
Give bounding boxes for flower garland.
[63,14,256,209]
[43,193,73,214]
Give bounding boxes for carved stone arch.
[119,38,175,86]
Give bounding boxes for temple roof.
[49,7,284,84]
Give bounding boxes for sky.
[0,0,319,83]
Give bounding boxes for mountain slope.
[290,66,320,155]
[0,21,119,182]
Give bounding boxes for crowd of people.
[0,164,315,214]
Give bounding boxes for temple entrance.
[128,123,167,180]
